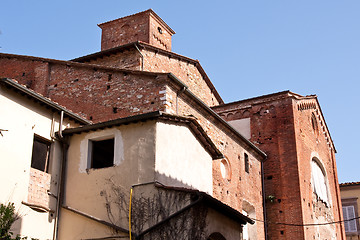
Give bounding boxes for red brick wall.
[82,48,220,107]
[28,168,51,208]
[293,99,345,240]
[99,10,173,51]
[149,16,172,51]
[0,54,167,122]
[86,49,141,70]
[99,14,149,51]
[213,93,345,240]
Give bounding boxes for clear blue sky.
[1,1,359,183]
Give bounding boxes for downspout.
[53,111,67,240]
[261,161,269,240]
[134,43,144,71]
[176,87,187,115]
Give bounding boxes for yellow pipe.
[129,187,133,240]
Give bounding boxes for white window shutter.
[343,205,357,233]
[343,206,349,232]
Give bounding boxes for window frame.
[244,153,249,173]
[311,157,330,206]
[31,134,52,173]
[88,137,115,169]
[342,198,360,235]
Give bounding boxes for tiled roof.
[340,181,360,187]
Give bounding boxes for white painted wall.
[0,86,78,239]
[155,121,213,194]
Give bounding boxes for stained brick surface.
[28,168,51,208]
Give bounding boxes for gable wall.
[213,94,345,240]
[293,98,345,240]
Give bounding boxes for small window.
[220,159,231,181]
[343,205,357,233]
[244,153,249,173]
[90,138,114,169]
[311,113,319,135]
[31,135,51,172]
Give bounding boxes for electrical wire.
[249,216,360,227]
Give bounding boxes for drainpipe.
[53,111,67,240]
[261,161,269,240]
[134,43,144,71]
[176,87,187,115]
[59,111,64,138]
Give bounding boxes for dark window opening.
[31,135,51,172]
[91,138,114,169]
[244,153,249,173]
[157,27,163,34]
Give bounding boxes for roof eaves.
[97,9,176,35]
[213,90,293,109]
[340,181,360,187]
[0,78,91,125]
[61,111,223,160]
[155,185,253,224]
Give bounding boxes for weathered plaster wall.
[0,86,78,239]
[155,121,213,194]
[59,121,157,238]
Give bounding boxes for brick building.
[0,9,345,239]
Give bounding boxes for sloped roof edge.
[156,184,254,224]
[71,41,224,104]
[0,78,91,125]
[61,111,223,160]
[213,90,335,152]
[167,73,267,160]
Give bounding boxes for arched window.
[207,232,226,240]
[311,158,329,204]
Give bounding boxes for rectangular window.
[31,135,51,172]
[244,153,249,173]
[90,138,114,169]
[343,205,357,233]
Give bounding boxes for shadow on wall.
[100,172,208,239]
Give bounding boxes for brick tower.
[213,91,345,240]
[98,9,175,51]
